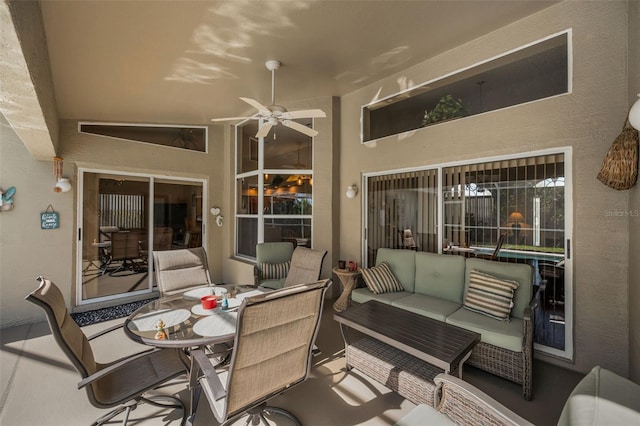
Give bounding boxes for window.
[365,149,571,358]
[235,120,314,259]
[362,31,570,142]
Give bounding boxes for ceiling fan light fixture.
[211,59,326,138]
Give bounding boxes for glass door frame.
[362,147,573,360]
[76,167,207,306]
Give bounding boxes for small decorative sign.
[41,205,59,229]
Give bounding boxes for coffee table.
[334,300,480,377]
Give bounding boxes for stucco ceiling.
[39,0,558,126]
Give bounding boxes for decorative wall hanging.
[597,111,639,190]
[0,186,16,211]
[41,205,60,229]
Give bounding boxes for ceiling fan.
[211,60,326,138]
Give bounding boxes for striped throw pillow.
[361,261,404,294]
[463,270,519,321]
[260,261,290,280]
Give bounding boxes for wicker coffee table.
[334,301,480,378]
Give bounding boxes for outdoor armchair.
[25,277,187,426]
[253,242,294,289]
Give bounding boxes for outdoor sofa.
[352,248,535,399]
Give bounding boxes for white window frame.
[76,167,207,305]
[362,147,573,360]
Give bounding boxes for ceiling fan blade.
[256,122,275,138]
[281,109,327,119]
[282,120,319,137]
[240,97,271,115]
[210,116,257,122]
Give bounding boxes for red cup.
[201,295,217,310]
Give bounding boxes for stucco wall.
[0,115,73,326]
[628,0,640,383]
[340,1,632,375]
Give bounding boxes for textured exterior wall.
[340,1,632,375]
[628,0,640,383]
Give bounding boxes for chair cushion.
[463,270,519,321]
[260,261,290,280]
[375,248,417,292]
[361,262,404,294]
[464,258,533,319]
[391,294,461,322]
[394,403,456,426]
[557,366,640,426]
[351,288,412,305]
[414,252,466,304]
[445,308,524,352]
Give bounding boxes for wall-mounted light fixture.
[345,184,358,199]
[629,93,640,130]
[53,156,71,193]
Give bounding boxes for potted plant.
[423,95,467,126]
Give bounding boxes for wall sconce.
[53,156,71,193]
[346,184,358,199]
[210,207,223,227]
[629,93,640,131]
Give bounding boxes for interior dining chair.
[191,279,332,426]
[283,246,328,287]
[153,247,212,295]
[25,276,187,426]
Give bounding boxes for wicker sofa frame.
[350,249,535,400]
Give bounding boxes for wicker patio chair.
[191,279,331,425]
[395,373,533,426]
[25,277,187,426]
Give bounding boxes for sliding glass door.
[364,149,571,358]
[78,170,205,304]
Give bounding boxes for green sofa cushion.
[445,307,524,352]
[414,252,466,303]
[464,258,533,319]
[351,287,412,305]
[391,294,461,322]
[259,278,286,290]
[376,248,417,292]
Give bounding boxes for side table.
[332,267,361,312]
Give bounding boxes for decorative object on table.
[345,184,358,199]
[423,94,467,126]
[338,260,346,270]
[201,295,217,310]
[40,204,59,229]
[52,156,72,193]
[0,186,16,211]
[154,319,167,340]
[597,107,639,190]
[348,261,358,271]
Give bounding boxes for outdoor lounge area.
[1,1,640,425]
